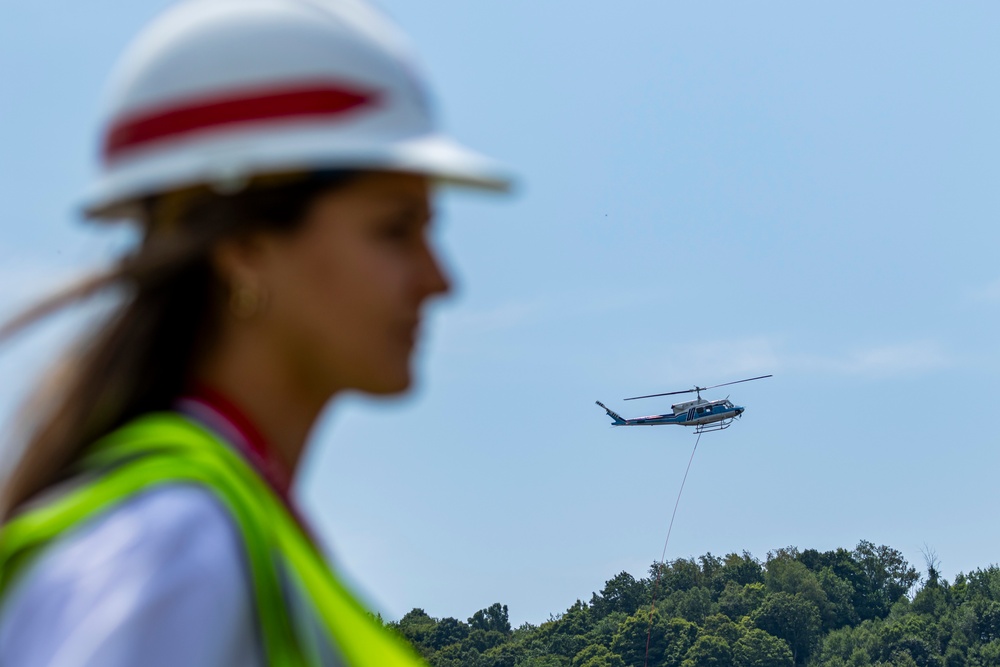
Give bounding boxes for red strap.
[178,386,318,544]
[104,81,378,161]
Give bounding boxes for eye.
[371,204,431,245]
[373,216,419,245]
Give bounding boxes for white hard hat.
[83,0,511,220]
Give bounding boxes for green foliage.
[586,610,627,649]
[817,568,860,630]
[667,586,714,625]
[943,646,966,667]
[660,618,701,667]
[681,634,733,667]
[517,658,568,667]
[558,600,593,637]
[651,558,705,595]
[733,628,794,667]
[465,629,507,653]
[413,543,1000,667]
[719,581,767,620]
[395,608,439,656]
[973,601,1000,643]
[960,567,1000,603]
[609,608,662,666]
[470,603,512,634]
[700,613,743,645]
[518,659,569,667]
[813,619,885,665]
[910,583,947,617]
[767,557,830,623]
[721,552,765,588]
[572,644,625,667]
[591,572,646,620]
[970,639,1000,665]
[482,641,525,667]
[429,617,469,650]
[430,642,483,667]
[852,541,920,621]
[750,592,822,664]
[610,609,696,667]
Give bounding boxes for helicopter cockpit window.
[696,407,704,414]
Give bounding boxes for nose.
[420,240,452,299]
[427,252,451,297]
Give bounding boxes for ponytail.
[0,171,357,518]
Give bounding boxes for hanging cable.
[643,432,702,667]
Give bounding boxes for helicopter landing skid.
[694,419,734,434]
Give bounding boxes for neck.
[194,333,332,476]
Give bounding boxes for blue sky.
[2,1,1000,627]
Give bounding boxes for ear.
[211,233,270,288]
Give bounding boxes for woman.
[0,0,509,665]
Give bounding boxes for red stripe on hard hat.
[104,82,377,161]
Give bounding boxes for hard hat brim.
[82,129,513,221]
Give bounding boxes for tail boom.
[596,400,628,425]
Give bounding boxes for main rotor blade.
[623,374,772,401]
[702,374,773,391]
[624,388,697,400]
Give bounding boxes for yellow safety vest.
[0,413,427,666]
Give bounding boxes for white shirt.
[0,484,265,667]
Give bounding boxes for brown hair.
[0,171,358,519]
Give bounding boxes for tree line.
[386,540,1000,666]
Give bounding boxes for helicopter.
[596,375,772,434]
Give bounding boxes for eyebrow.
[379,196,433,221]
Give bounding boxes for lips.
[397,320,420,348]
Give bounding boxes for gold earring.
[230,282,263,319]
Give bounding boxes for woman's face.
[233,172,450,398]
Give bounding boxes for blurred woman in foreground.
[0,1,509,664]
